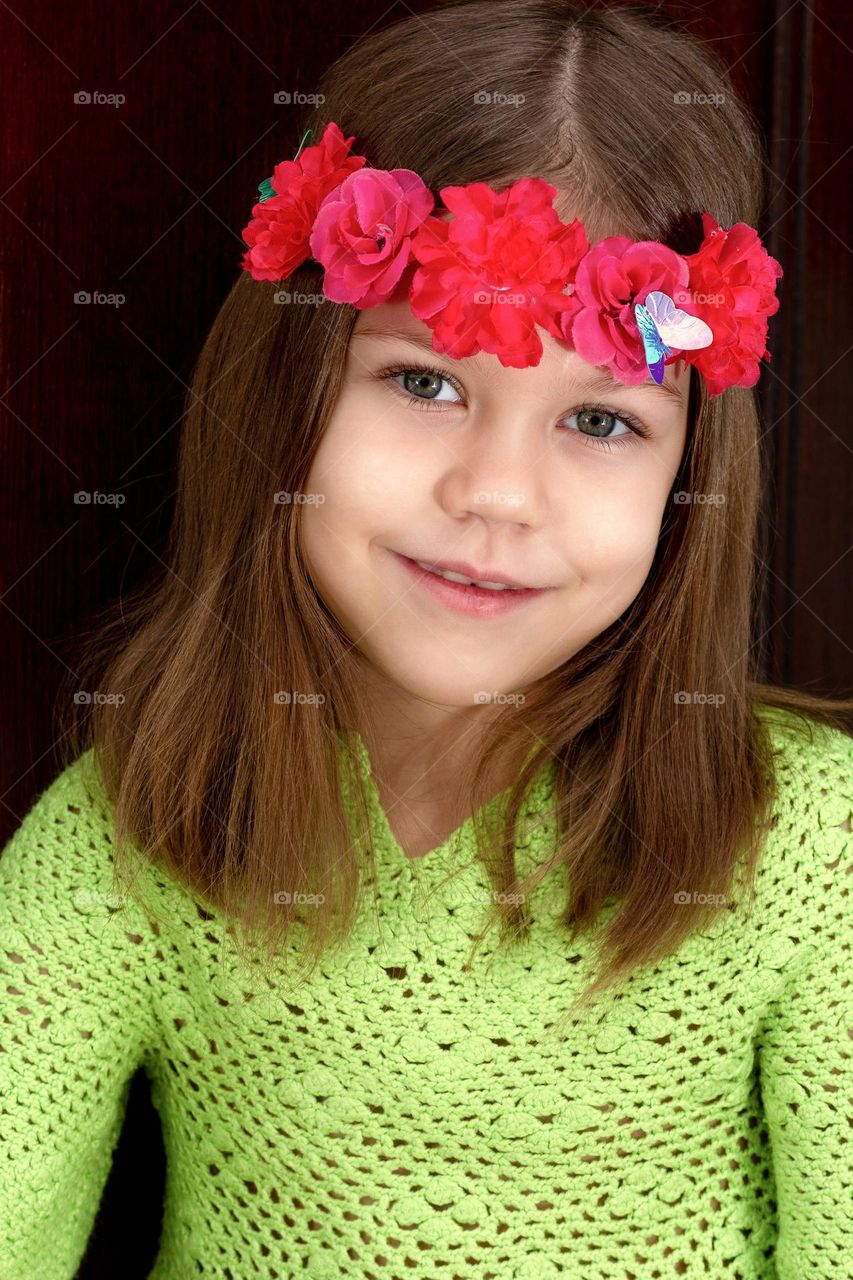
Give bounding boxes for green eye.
[397,369,462,402]
[376,363,465,408]
[565,407,632,438]
[373,363,651,450]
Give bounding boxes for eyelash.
[373,361,652,452]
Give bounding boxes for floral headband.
[240,121,783,398]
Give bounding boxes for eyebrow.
[351,326,687,406]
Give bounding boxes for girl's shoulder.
[743,704,851,962]
[754,701,852,832]
[1,747,115,890]
[0,747,164,956]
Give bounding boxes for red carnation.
[407,178,588,369]
[241,122,367,283]
[674,214,784,396]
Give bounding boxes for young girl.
[1,2,850,1278]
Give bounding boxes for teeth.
[415,560,517,591]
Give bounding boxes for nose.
[434,420,544,524]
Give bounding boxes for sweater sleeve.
[755,721,853,1279]
[0,754,161,1280]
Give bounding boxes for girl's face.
[300,299,690,707]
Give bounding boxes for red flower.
[563,237,690,385]
[666,215,778,394]
[407,178,588,369]
[309,168,434,308]
[240,122,367,282]
[673,214,784,396]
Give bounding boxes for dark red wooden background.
[1,2,850,1274]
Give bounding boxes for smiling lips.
[394,551,545,591]
[388,549,553,618]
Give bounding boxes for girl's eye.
[381,366,463,404]
[561,407,643,451]
[374,363,650,451]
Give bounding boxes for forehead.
[351,304,691,406]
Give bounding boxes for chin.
[367,651,532,710]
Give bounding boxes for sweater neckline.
[339,730,558,893]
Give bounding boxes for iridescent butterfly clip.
[633,290,714,384]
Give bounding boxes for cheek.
[300,405,409,593]
[305,400,413,522]
[555,474,668,588]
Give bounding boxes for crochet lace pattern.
[0,707,850,1279]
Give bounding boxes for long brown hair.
[58,0,853,1017]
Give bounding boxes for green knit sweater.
[0,708,850,1280]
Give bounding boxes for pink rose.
[309,168,435,308]
[564,237,690,384]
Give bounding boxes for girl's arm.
[0,755,160,1280]
[756,726,852,1279]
